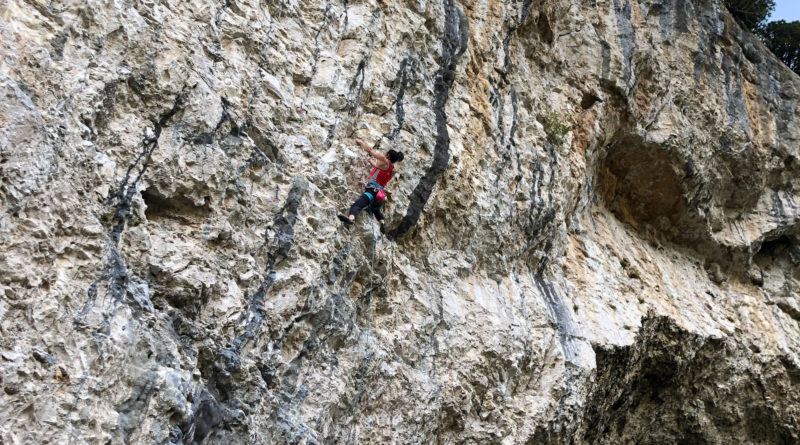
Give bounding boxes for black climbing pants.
[348,189,384,221]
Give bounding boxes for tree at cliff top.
[723,0,800,77]
[724,0,775,33]
[761,20,800,75]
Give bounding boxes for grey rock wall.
[0,0,799,443]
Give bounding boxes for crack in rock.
[388,0,469,239]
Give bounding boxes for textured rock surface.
[1,0,799,443]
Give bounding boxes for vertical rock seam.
[109,93,186,246]
[387,0,468,239]
[179,177,307,444]
[229,177,308,353]
[389,57,416,140]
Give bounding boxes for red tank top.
[366,164,394,187]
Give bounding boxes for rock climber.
[338,138,404,233]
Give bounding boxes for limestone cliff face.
[1,0,799,443]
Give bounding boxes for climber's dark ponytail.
[387,150,404,163]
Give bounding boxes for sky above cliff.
[771,0,800,21]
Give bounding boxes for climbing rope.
[346,215,377,444]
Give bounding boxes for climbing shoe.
[338,214,354,226]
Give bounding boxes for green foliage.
[761,20,800,75]
[723,0,799,78]
[539,111,571,146]
[619,257,640,279]
[723,0,775,33]
[100,210,115,225]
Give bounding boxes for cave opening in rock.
[142,187,211,222]
[755,235,800,265]
[598,134,704,246]
[581,92,601,109]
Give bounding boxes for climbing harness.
[364,180,387,205]
[363,189,386,206]
[347,216,377,443]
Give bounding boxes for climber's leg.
[348,194,372,219]
[370,205,384,222]
[339,194,371,225]
[371,205,386,234]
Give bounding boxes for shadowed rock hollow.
[578,316,800,444]
[599,134,702,246]
[1,0,799,443]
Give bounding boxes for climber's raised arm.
[356,139,390,171]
